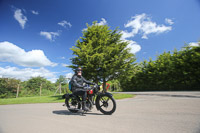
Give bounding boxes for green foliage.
[69,21,136,90]
[107,80,121,91]
[24,76,55,95]
[0,78,20,98]
[0,76,57,98]
[123,43,200,91]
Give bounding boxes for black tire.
[65,95,81,113]
[97,94,116,115]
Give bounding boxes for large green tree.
[69,22,136,90]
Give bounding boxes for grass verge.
[0,93,135,105]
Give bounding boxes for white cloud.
[31,10,39,15]
[0,66,57,82]
[121,30,135,40]
[0,41,57,67]
[82,28,87,32]
[141,34,148,39]
[126,40,141,54]
[189,42,199,47]
[97,18,107,25]
[40,31,60,41]
[122,13,172,39]
[59,57,65,59]
[14,9,28,29]
[121,13,173,54]
[82,18,107,32]
[65,73,73,79]
[61,63,69,67]
[58,20,72,28]
[165,18,174,25]
[141,21,172,39]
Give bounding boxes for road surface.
[0,91,200,133]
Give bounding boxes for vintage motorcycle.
[62,84,116,115]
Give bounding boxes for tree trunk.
[59,83,61,94]
[40,83,42,96]
[16,84,20,98]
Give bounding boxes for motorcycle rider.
[71,67,95,111]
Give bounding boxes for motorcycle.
[62,84,116,115]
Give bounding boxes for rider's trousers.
[73,90,87,101]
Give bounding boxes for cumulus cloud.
[0,41,57,67]
[122,13,172,39]
[65,73,73,79]
[120,13,173,54]
[165,18,174,25]
[82,18,107,32]
[121,14,144,39]
[14,8,28,29]
[141,22,172,39]
[31,10,39,15]
[59,57,65,59]
[126,40,142,54]
[0,66,57,82]
[189,42,199,47]
[61,63,69,67]
[121,30,135,40]
[40,31,60,41]
[58,20,72,28]
[97,18,107,25]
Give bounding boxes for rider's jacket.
[71,75,94,92]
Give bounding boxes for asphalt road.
[0,91,200,133]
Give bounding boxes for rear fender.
[62,93,73,99]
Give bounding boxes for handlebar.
[84,86,92,90]
[84,84,98,90]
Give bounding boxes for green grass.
[112,93,134,100]
[0,95,64,105]
[0,93,134,105]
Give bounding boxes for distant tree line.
[0,76,69,98]
[121,44,200,91]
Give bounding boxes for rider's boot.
[82,101,89,111]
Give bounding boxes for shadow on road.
[52,110,104,116]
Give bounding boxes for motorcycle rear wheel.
[65,95,81,113]
[86,99,93,110]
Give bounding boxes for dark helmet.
[75,67,82,74]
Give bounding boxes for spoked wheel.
[97,94,116,115]
[65,95,81,113]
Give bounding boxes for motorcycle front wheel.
[96,94,116,115]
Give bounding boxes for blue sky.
[0,0,200,82]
